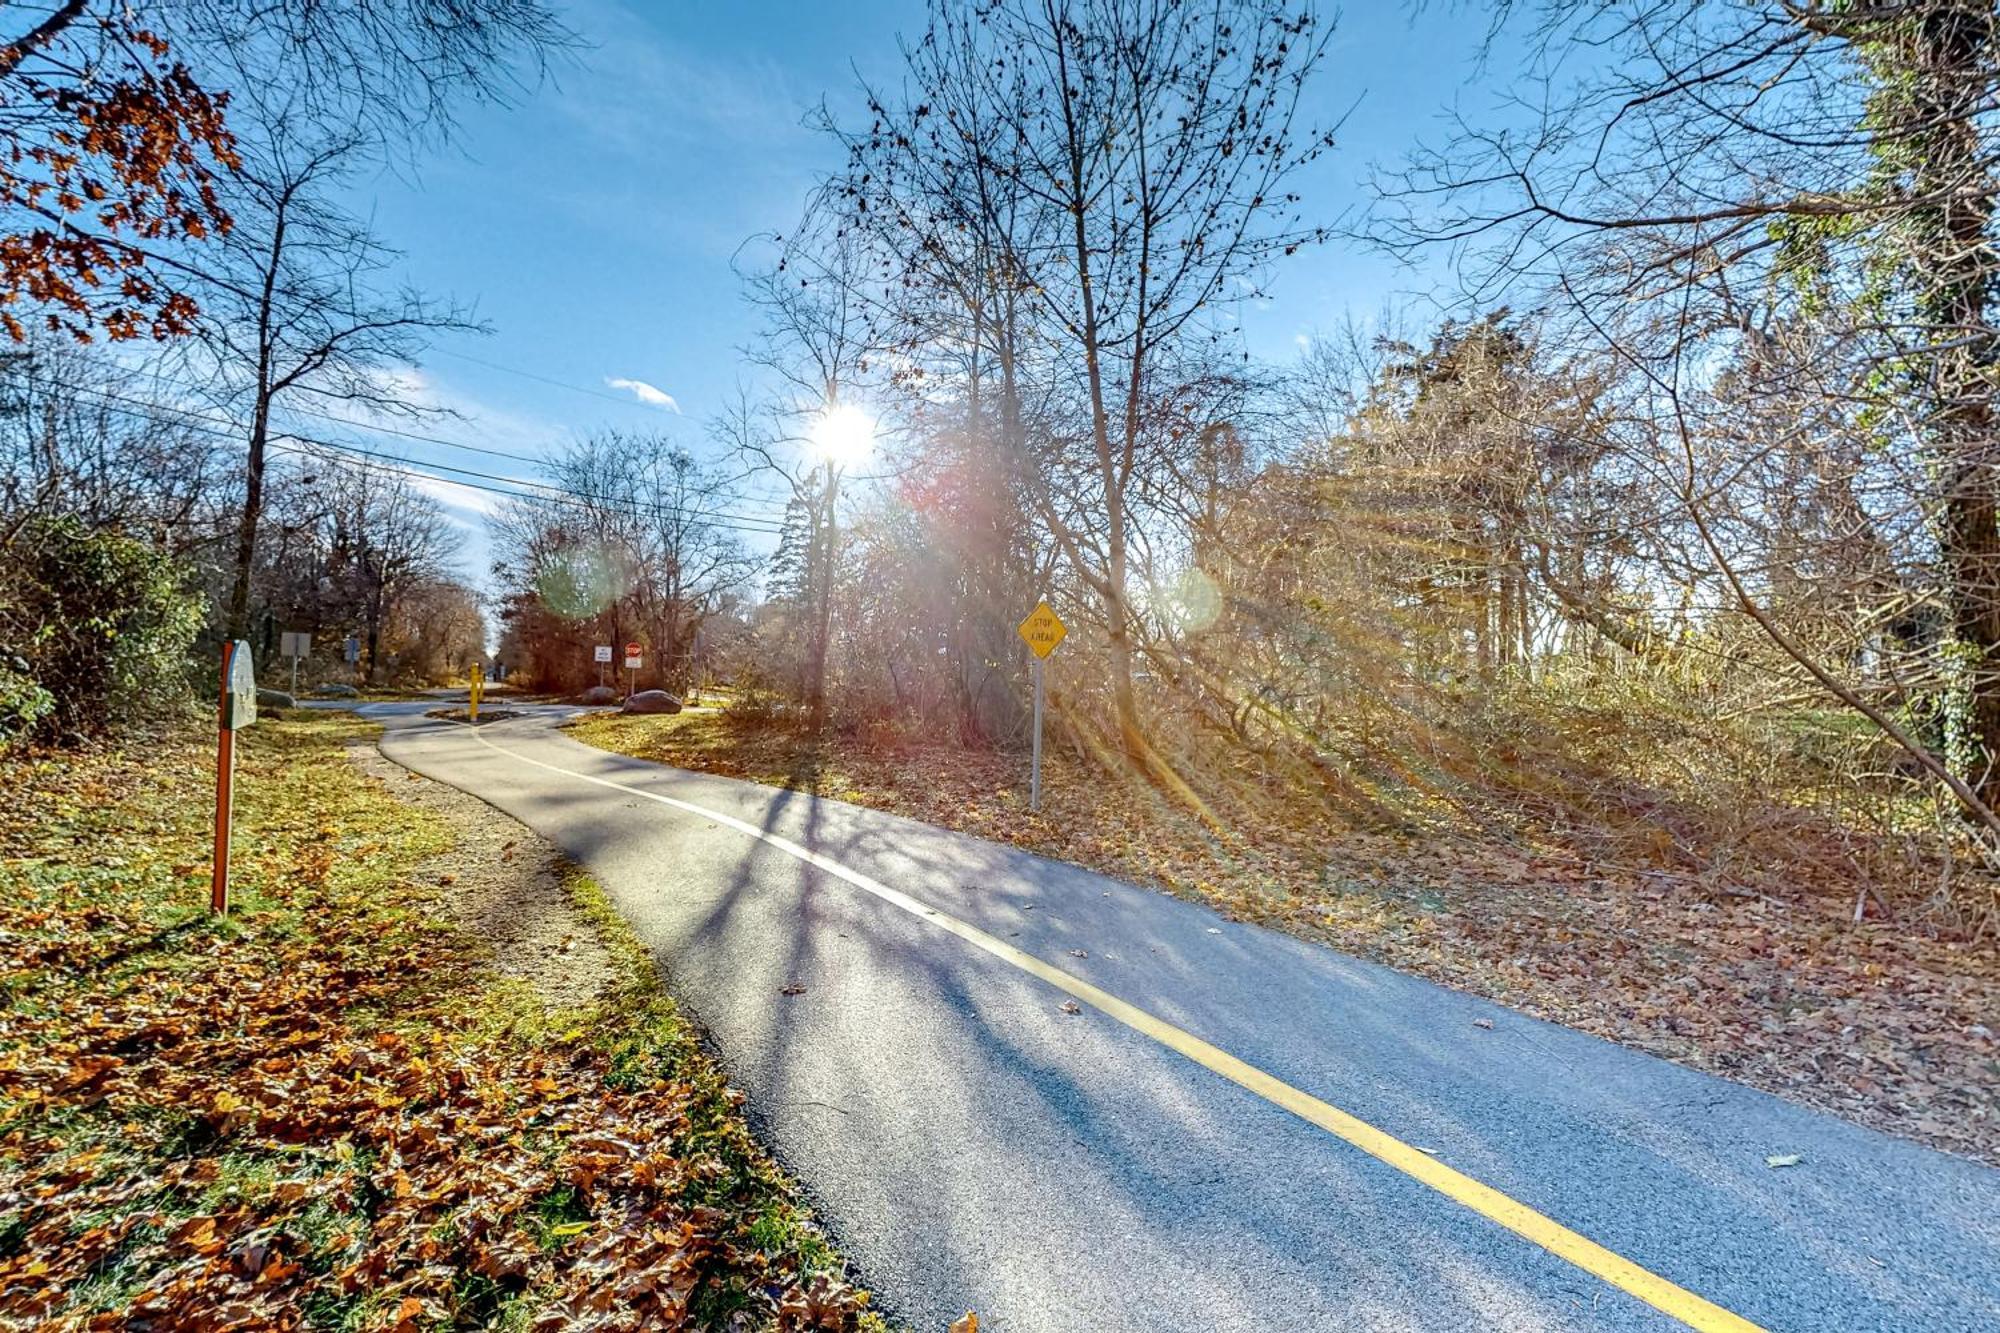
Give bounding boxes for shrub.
[0,516,204,745]
[0,652,54,746]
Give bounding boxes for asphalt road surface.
[355,702,1999,1332]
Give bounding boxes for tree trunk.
[808,460,838,730]
[1913,1,2000,801]
[364,584,384,684]
[226,390,272,640]
[1054,29,1143,760]
[227,205,287,642]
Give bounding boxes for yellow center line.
[461,722,1765,1332]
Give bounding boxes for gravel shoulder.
[347,738,616,1009]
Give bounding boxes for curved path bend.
[353,703,1998,1333]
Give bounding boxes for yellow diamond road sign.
[1018,601,1067,659]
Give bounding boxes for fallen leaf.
[1059,1000,1081,1015]
[1765,1154,1803,1169]
[1472,1018,1494,1030]
[950,1314,980,1333]
[780,982,807,996]
[1068,948,1088,958]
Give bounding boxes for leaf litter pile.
[0,715,878,1331]
[571,708,1999,1165]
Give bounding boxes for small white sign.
[222,641,257,730]
[344,636,360,663]
[624,653,642,670]
[280,631,311,658]
[593,645,613,663]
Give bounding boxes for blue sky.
[329,0,1502,585]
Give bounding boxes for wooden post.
[212,642,239,915]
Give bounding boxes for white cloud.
[407,472,502,520]
[604,376,681,412]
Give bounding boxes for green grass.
[0,716,883,1331]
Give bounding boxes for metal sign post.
[1032,657,1045,811]
[213,640,257,915]
[624,641,642,695]
[594,643,612,686]
[1016,601,1067,813]
[280,630,310,696]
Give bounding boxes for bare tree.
[841,0,1340,762]
[1377,0,2000,827]
[314,460,463,682]
[0,340,233,554]
[0,1,566,344]
[734,219,884,728]
[179,111,483,640]
[490,433,751,696]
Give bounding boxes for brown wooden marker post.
[212,640,257,915]
[212,644,234,914]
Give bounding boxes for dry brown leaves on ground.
[0,717,874,1331]
[570,709,2000,1166]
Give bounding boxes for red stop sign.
[624,642,640,658]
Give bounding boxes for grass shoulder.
[0,714,882,1331]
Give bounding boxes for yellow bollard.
[468,663,482,723]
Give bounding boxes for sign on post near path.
[1018,602,1067,659]
[280,630,309,694]
[1017,601,1067,812]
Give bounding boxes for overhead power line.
[50,376,795,518]
[266,440,796,540]
[51,381,795,538]
[432,347,691,413]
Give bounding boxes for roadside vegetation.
[477,0,2000,1171]
[569,703,2000,1166]
[4,0,2000,1305]
[0,714,879,1331]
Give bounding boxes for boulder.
[620,689,683,715]
[312,683,359,698]
[578,684,619,705]
[256,687,297,709]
